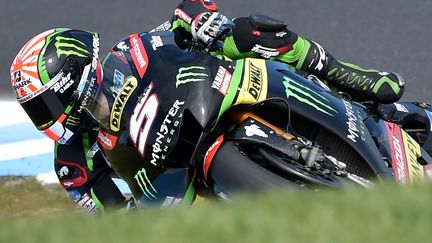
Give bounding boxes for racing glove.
[191,12,235,51]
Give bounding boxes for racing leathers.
[54,122,131,214]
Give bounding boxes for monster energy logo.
[283,76,337,116]
[66,116,81,126]
[134,168,157,200]
[176,66,208,87]
[54,36,90,58]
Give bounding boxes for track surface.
[0,0,431,101]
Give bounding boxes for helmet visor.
[20,75,76,130]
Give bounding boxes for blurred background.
[0,0,431,178]
[1,0,432,101]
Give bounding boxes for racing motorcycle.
[96,29,432,206]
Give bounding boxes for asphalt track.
[0,0,431,102]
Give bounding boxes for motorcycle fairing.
[384,121,432,184]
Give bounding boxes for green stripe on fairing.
[54,142,59,158]
[182,170,197,206]
[372,76,401,94]
[38,28,69,84]
[82,133,94,171]
[90,188,105,213]
[214,59,244,126]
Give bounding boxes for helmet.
[10,28,101,144]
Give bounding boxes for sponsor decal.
[112,69,125,93]
[77,193,98,214]
[116,41,129,51]
[12,78,31,91]
[176,66,208,87]
[161,196,183,208]
[150,36,163,50]
[385,122,425,184]
[129,34,149,78]
[211,66,232,95]
[203,135,225,179]
[150,100,185,166]
[174,8,193,24]
[342,100,366,143]
[311,41,327,71]
[283,76,338,117]
[54,36,90,58]
[91,34,100,71]
[276,31,287,37]
[129,82,159,158]
[251,44,279,58]
[77,76,96,113]
[56,159,88,188]
[395,103,409,113]
[57,166,69,178]
[235,59,268,105]
[50,72,74,93]
[134,168,157,200]
[110,76,138,132]
[150,21,172,33]
[86,142,100,158]
[97,129,118,151]
[244,124,268,138]
[402,129,424,182]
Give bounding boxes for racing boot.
[297,40,405,104]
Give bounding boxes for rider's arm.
[54,132,132,214]
[222,15,404,103]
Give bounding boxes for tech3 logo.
[54,36,90,58]
[282,76,337,117]
[134,168,158,200]
[176,66,208,87]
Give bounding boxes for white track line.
[0,138,53,162]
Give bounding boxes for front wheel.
[207,141,345,196]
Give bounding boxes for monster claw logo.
[54,36,90,58]
[283,76,337,117]
[176,66,208,87]
[134,168,157,200]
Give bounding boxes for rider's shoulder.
[110,31,176,53]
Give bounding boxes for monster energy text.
[54,36,90,58]
[134,168,157,200]
[282,76,337,116]
[150,100,185,166]
[176,66,208,87]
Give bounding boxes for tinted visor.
[20,72,77,130]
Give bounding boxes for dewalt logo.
[110,76,138,132]
[283,76,337,117]
[176,66,208,87]
[134,168,157,200]
[54,36,90,58]
[234,58,268,105]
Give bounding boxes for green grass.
[0,177,431,243]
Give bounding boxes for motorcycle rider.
[10,0,404,210]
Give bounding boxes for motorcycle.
[95,30,432,206]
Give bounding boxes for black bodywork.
[96,30,432,205]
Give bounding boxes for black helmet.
[10,28,101,144]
